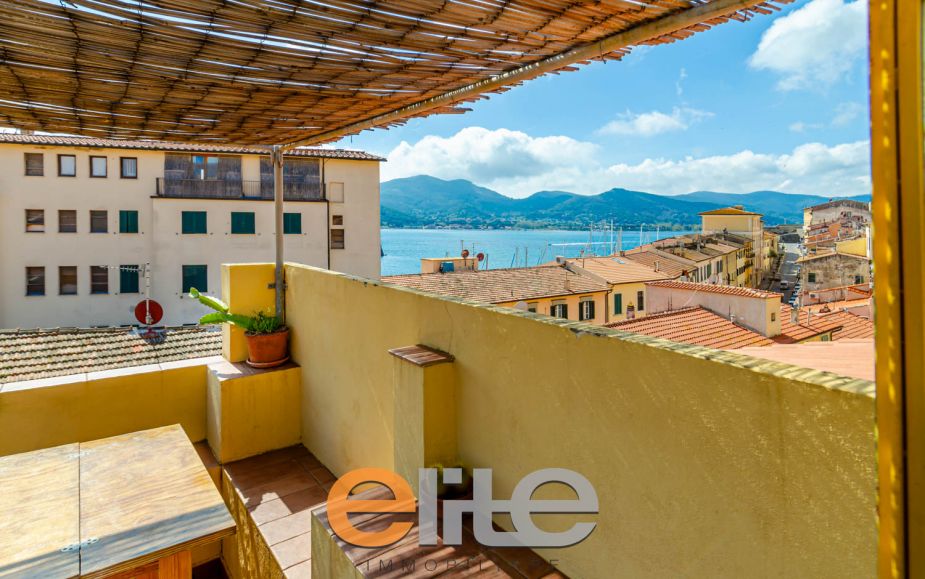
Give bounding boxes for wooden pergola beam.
[280,0,773,150]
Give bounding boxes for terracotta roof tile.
[795,251,869,264]
[0,326,221,384]
[606,307,774,349]
[646,280,781,299]
[777,305,873,343]
[0,134,383,161]
[622,251,689,278]
[699,207,761,216]
[383,265,608,304]
[567,257,669,285]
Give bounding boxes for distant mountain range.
[380,175,872,229]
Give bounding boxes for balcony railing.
[155,178,323,201]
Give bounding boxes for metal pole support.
[272,145,286,324]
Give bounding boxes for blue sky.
[333,0,870,198]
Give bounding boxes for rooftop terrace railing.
[154,178,323,201]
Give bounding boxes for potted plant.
[189,288,290,368]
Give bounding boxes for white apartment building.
[0,134,382,328]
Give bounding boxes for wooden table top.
[0,444,80,578]
[0,425,235,579]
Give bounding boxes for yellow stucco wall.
[280,263,875,579]
[496,290,607,325]
[837,236,869,258]
[0,359,213,457]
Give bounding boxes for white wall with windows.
[0,142,381,328]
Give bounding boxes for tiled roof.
[803,299,871,314]
[0,134,384,161]
[646,280,781,300]
[736,340,874,382]
[777,305,873,343]
[622,251,689,278]
[805,199,870,212]
[607,302,873,350]
[607,307,775,349]
[383,265,608,304]
[568,257,669,285]
[699,207,761,216]
[0,326,221,385]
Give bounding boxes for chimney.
[733,205,744,210]
[555,255,566,265]
[654,260,660,272]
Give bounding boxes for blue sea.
[381,228,694,276]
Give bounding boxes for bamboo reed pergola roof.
[0,0,789,148]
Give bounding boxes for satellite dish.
[135,299,164,325]
[513,301,529,311]
[476,252,485,262]
[461,248,470,258]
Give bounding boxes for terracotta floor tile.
[271,532,312,570]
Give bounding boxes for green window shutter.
[284,212,302,234]
[120,265,140,293]
[808,272,816,283]
[182,211,207,234]
[614,293,622,315]
[231,212,255,234]
[119,210,139,233]
[183,265,207,293]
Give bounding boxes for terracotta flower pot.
[245,327,290,368]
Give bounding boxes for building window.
[182,211,207,234]
[808,272,817,283]
[25,209,45,232]
[90,156,107,178]
[183,265,208,293]
[90,210,108,233]
[24,153,43,176]
[90,266,109,294]
[231,212,255,234]
[331,228,345,249]
[120,265,140,294]
[58,154,76,177]
[771,312,777,322]
[120,157,138,179]
[855,274,864,284]
[284,212,302,234]
[613,293,623,315]
[59,266,77,295]
[637,290,645,311]
[332,215,344,226]
[192,155,220,180]
[59,210,77,233]
[551,301,568,319]
[527,302,538,313]
[579,299,596,321]
[26,267,45,296]
[119,210,139,233]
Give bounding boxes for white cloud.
[381,126,598,187]
[676,68,687,97]
[383,127,871,198]
[598,107,712,137]
[749,0,867,90]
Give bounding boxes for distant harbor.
[381,228,693,276]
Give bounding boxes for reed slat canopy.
[0,0,787,148]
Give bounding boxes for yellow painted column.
[220,263,276,363]
[389,345,457,495]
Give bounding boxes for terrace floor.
[225,446,566,578]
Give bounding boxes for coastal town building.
[555,256,669,323]
[803,199,871,231]
[607,281,873,358]
[0,134,383,328]
[699,206,768,285]
[796,251,872,293]
[383,264,609,324]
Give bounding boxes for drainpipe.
[272,146,285,323]
[323,159,331,270]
